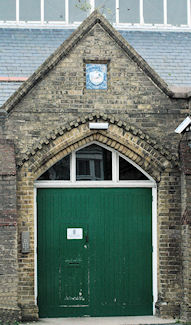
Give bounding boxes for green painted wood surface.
[37,188,152,317]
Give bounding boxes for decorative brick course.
[21,122,174,182]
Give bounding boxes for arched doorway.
[35,142,156,317]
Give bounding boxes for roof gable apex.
[2,10,177,113]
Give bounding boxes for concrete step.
[21,316,177,325]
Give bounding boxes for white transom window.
[36,142,155,187]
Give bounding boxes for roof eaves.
[169,86,191,98]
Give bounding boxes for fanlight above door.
[37,143,149,181]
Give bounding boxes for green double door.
[37,188,152,317]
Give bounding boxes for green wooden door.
[37,188,152,317]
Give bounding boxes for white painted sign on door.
[67,228,83,239]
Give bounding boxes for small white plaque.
[67,228,83,240]
[89,122,109,130]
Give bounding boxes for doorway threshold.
[21,316,177,325]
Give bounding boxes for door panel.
[37,188,152,317]
[60,224,89,307]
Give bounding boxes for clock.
[86,64,107,89]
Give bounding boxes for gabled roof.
[1,28,191,106]
[0,10,190,113]
[1,28,191,85]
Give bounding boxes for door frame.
[34,142,157,315]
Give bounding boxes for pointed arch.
[16,115,180,319]
[37,140,155,184]
[18,114,177,182]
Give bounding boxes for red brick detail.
[0,222,17,227]
[0,215,17,226]
[0,210,17,216]
[0,139,16,176]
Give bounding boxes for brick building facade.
[0,11,191,322]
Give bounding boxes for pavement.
[20,316,178,325]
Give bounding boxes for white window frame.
[16,0,19,22]
[0,0,190,28]
[90,0,95,13]
[34,141,158,314]
[140,0,144,24]
[34,141,155,187]
[163,0,167,25]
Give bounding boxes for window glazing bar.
[187,0,191,26]
[163,0,167,24]
[41,0,44,23]
[65,0,69,24]
[71,151,76,183]
[116,0,119,24]
[140,0,144,24]
[16,0,19,22]
[112,151,117,182]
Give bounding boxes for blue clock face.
[86,64,107,89]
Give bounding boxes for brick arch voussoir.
[18,115,177,182]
